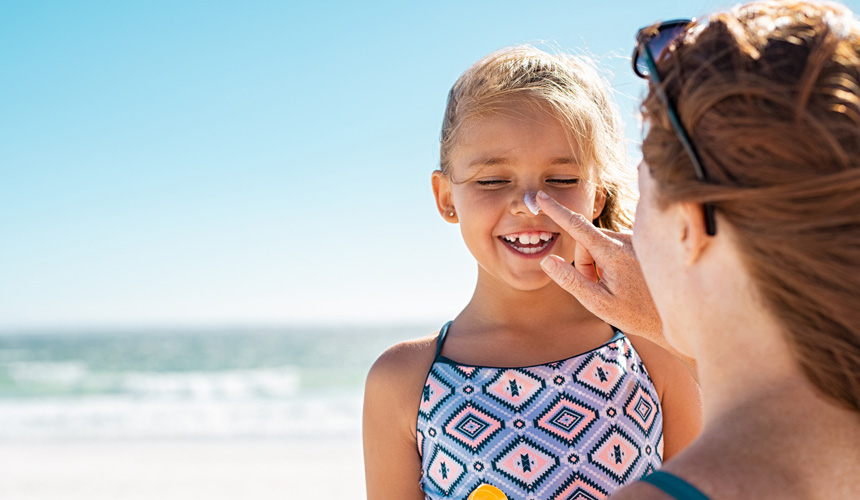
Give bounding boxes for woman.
[538,1,860,498]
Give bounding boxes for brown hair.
[440,46,635,231]
[641,1,860,411]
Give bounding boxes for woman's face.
[632,160,693,355]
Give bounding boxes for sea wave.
[120,367,300,399]
[0,325,422,441]
[0,392,362,440]
[2,361,301,400]
[0,361,364,440]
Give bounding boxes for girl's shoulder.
[626,334,691,384]
[363,331,446,496]
[367,332,439,382]
[364,330,442,418]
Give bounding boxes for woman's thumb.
[540,254,601,303]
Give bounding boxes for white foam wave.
[6,361,88,385]
[120,367,301,400]
[0,392,362,440]
[2,361,302,400]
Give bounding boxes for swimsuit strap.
[434,322,622,360]
[640,471,711,500]
[434,321,453,359]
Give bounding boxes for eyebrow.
[548,157,579,166]
[465,156,580,170]
[465,156,508,170]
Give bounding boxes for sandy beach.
[0,438,365,500]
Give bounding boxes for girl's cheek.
[549,187,591,209]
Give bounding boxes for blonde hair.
[641,1,860,411]
[440,46,635,231]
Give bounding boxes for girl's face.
[435,103,605,291]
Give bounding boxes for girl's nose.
[512,190,541,216]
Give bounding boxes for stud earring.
[449,211,455,217]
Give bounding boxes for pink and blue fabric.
[417,322,663,499]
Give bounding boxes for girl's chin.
[500,273,559,292]
[477,258,573,291]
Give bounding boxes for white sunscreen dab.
[524,191,540,215]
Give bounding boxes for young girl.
[363,46,702,500]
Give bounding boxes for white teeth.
[503,233,555,245]
[518,244,548,254]
[500,232,556,254]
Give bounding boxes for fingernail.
[540,256,556,273]
[537,190,549,200]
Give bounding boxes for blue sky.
[3,0,858,329]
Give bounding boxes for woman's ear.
[679,202,710,265]
[432,170,458,223]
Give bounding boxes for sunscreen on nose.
[524,191,540,215]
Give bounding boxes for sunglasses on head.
[632,19,717,236]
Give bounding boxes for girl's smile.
[498,231,559,257]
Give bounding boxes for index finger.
[536,190,615,255]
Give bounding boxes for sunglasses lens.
[635,23,689,77]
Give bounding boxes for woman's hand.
[536,191,697,372]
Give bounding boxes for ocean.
[0,324,432,441]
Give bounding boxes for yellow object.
[467,483,508,500]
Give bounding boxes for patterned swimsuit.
[417,322,664,500]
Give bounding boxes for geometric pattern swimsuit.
[417,322,664,499]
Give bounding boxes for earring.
[449,211,455,217]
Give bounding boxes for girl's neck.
[456,269,600,337]
[440,269,614,367]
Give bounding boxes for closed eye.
[475,179,509,186]
[547,178,580,185]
